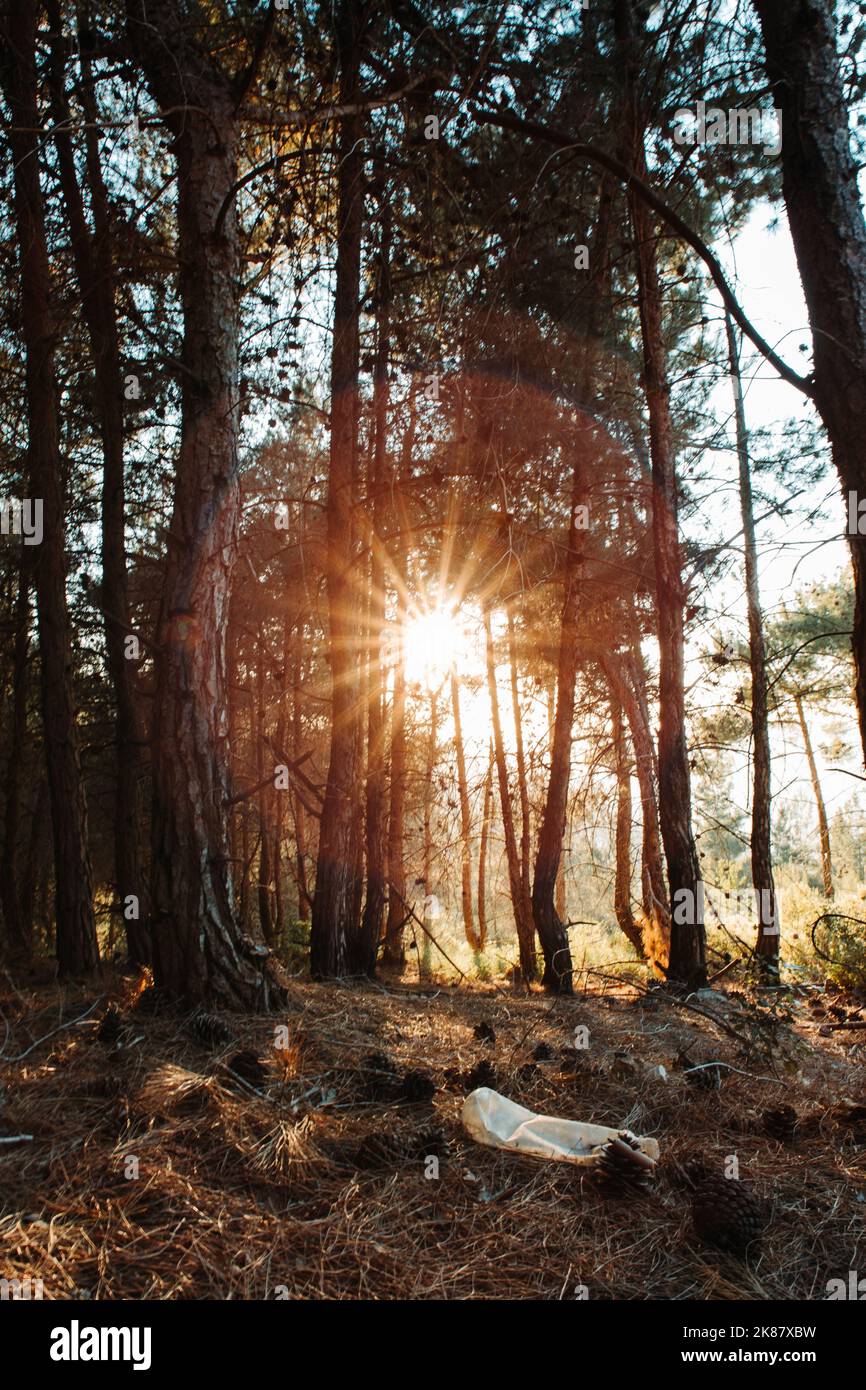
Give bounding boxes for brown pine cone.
[592,1132,657,1197]
[692,1176,771,1254]
[761,1104,798,1141]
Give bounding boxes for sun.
[403,605,464,688]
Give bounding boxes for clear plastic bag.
[462,1086,659,1167]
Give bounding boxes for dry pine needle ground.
[0,965,864,1300]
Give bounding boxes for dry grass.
[1,962,864,1300]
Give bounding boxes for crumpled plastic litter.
[462,1086,660,1167]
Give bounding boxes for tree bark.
[451,666,478,951]
[608,692,645,957]
[255,656,274,946]
[477,741,493,952]
[1,0,99,978]
[753,0,866,771]
[126,0,283,1006]
[46,0,149,967]
[485,609,538,983]
[290,619,310,921]
[383,404,416,966]
[795,693,833,899]
[419,686,439,980]
[1,557,32,964]
[530,173,614,995]
[601,645,669,969]
[615,0,706,988]
[507,608,532,903]
[310,2,366,978]
[359,189,391,976]
[530,486,580,994]
[726,312,778,972]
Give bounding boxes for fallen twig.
[0,998,105,1062]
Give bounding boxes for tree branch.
[472,105,815,399]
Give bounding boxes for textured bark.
[544,679,567,924]
[477,742,493,952]
[1,559,32,964]
[419,687,439,981]
[21,779,49,939]
[290,621,310,921]
[127,0,283,1006]
[795,694,833,899]
[507,608,532,902]
[608,693,644,957]
[310,3,366,978]
[359,195,391,976]
[530,177,614,994]
[1,0,99,978]
[727,313,778,971]
[616,0,706,988]
[450,668,478,951]
[46,0,149,967]
[602,647,669,969]
[485,610,538,983]
[383,408,416,966]
[255,658,274,946]
[530,483,580,995]
[754,0,866,769]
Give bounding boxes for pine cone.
[592,1132,657,1196]
[361,1051,400,1100]
[464,1058,497,1091]
[473,1020,496,1044]
[692,1176,770,1254]
[187,1009,235,1050]
[761,1104,798,1141]
[96,1004,123,1045]
[400,1069,436,1103]
[669,1149,711,1191]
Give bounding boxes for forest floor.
[1,962,864,1300]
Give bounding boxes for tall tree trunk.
[22,779,49,943]
[1,0,99,978]
[753,0,866,771]
[46,0,149,967]
[359,189,391,976]
[726,312,778,973]
[477,741,493,952]
[255,657,274,946]
[601,646,669,970]
[530,174,615,995]
[310,3,366,978]
[507,607,532,901]
[530,483,580,994]
[608,692,644,957]
[615,0,706,988]
[383,404,416,966]
[1,557,32,964]
[419,686,439,980]
[290,620,310,921]
[485,610,537,983]
[795,694,833,899]
[126,0,282,1006]
[545,677,568,924]
[450,667,478,951]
